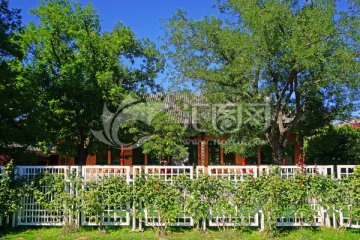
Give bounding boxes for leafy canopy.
[164,0,360,162]
[0,0,39,155]
[304,125,360,164]
[21,0,164,156]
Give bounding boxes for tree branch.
[50,38,62,67]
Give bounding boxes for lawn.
[1,227,360,240]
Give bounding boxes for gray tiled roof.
[147,93,208,125]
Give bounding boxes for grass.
[0,226,360,240]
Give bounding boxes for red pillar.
[120,146,124,166]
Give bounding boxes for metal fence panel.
[260,165,334,178]
[209,206,259,227]
[208,166,258,182]
[16,166,71,226]
[275,205,327,227]
[8,164,359,228]
[337,165,356,179]
[143,167,194,227]
[81,166,131,183]
[144,189,194,227]
[144,166,194,182]
[80,166,130,226]
[338,206,360,229]
[131,165,143,182]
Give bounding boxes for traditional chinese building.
[51,94,302,166]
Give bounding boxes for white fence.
[209,207,259,227]
[16,166,71,226]
[131,165,143,181]
[259,165,334,178]
[80,166,131,227]
[337,165,357,179]
[144,188,194,227]
[275,201,329,227]
[81,166,131,182]
[2,164,359,229]
[208,166,258,182]
[338,206,360,229]
[144,166,194,182]
[143,166,194,226]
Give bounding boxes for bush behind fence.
[0,164,360,231]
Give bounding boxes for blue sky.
[9,0,219,42]
[9,0,221,89]
[8,1,358,118]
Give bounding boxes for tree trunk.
[267,120,289,165]
[272,144,285,165]
[78,137,89,166]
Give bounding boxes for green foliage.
[253,171,287,236]
[8,166,360,234]
[336,167,360,223]
[133,175,183,235]
[81,176,130,231]
[183,175,223,228]
[304,125,360,164]
[163,0,360,163]
[21,0,164,156]
[32,169,82,227]
[142,112,188,163]
[0,161,24,223]
[0,0,40,155]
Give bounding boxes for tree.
[21,0,164,159]
[142,111,188,164]
[164,0,360,163]
[0,0,39,161]
[304,125,360,165]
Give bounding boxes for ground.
[1,227,360,240]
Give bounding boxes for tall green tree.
[22,0,164,158]
[0,0,39,162]
[164,0,360,163]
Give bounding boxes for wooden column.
[107,150,111,165]
[120,146,124,166]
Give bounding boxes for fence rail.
[209,207,259,227]
[338,206,360,229]
[81,166,131,183]
[1,164,359,229]
[259,165,334,178]
[337,165,357,179]
[144,165,194,182]
[208,166,258,182]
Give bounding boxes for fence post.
[132,204,136,231]
[260,209,265,231]
[323,207,331,228]
[139,201,143,230]
[332,207,338,229]
[202,216,206,231]
[339,209,344,227]
[11,212,16,228]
